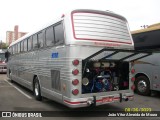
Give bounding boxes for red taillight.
[72,69,79,75]
[131,69,135,74]
[131,85,135,90]
[72,59,79,66]
[61,14,65,18]
[72,89,79,95]
[72,79,79,85]
[131,77,135,82]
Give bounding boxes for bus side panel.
[37,47,68,103]
[134,53,160,91]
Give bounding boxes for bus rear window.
[72,12,132,44]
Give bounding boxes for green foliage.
[0,42,8,49]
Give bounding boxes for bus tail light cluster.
[72,69,79,75]
[72,59,80,95]
[131,85,135,91]
[72,79,79,85]
[131,77,135,82]
[72,59,79,66]
[72,89,79,95]
[131,69,135,74]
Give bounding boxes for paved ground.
[0,74,160,120]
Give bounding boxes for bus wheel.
[135,76,150,96]
[34,77,42,101]
[9,70,13,83]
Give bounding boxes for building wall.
[6,25,27,45]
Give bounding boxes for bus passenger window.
[17,43,20,53]
[15,45,17,54]
[9,47,13,55]
[33,34,38,49]
[24,39,28,52]
[28,37,32,51]
[13,45,15,54]
[54,23,64,45]
[20,41,24,52]
[46,26,54,46]
[38,32,43,48]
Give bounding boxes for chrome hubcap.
[35,82,39,96]
[138,80,147,93]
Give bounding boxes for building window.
[45,26,54,46]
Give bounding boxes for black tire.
[135,76,151,96]
[33,77,42,101]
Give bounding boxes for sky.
[0,0,160,42]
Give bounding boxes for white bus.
[6,9,150,108]
[132,24,160,96]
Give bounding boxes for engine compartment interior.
[82,60,129,94]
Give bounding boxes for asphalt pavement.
[0,74,160,120]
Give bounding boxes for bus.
[0,49,7,73]
[132,23,160,96]
[6,9,150,108]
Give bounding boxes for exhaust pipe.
[87,100,93,105]
[122,96,128,101]
[87,96,96,106]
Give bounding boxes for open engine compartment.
[82,60,129,94]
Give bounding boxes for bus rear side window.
[46,26,54,46]
[54,23,64,45]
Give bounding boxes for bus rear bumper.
[63,93,134,108]
[0,69,7,73]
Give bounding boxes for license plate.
[102,97,113,103]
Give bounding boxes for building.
[6,25,27,45]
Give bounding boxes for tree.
[0,41,8,49]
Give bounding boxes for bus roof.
[131,23,160,50]
[131,23,160,34]
[9,9,129,47]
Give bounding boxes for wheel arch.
[135,73,150,83]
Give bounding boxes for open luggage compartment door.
[82,48,152,94]
[84,48,152,62]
